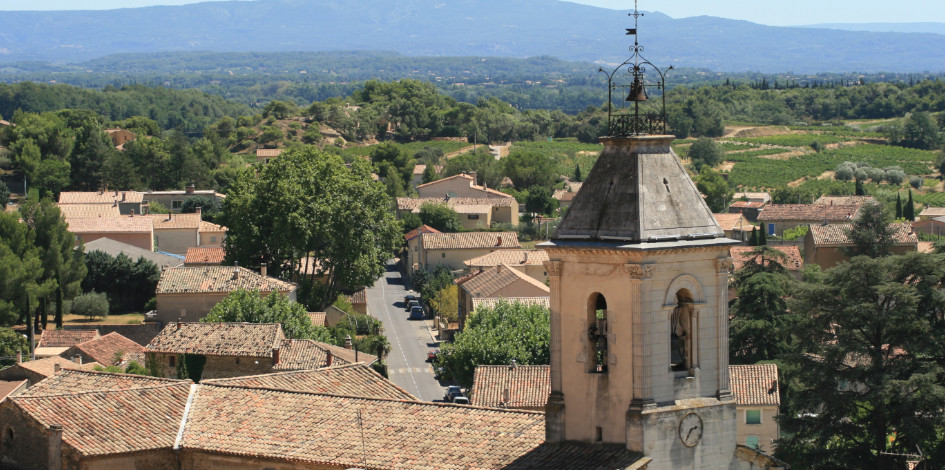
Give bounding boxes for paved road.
[366,260,446,402]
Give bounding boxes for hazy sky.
[1,0,943,27]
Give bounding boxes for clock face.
[678,412,703,447]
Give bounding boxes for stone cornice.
[624,263,654,279]
[716,257,734,273]
[544,260,563,277]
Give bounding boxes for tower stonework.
[541,135,739,469]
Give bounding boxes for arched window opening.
[671,290,695,374]
[2,428,13,448]
[588,293,608,373]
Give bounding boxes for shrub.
[910,176,924,189]
[72,292,110,321]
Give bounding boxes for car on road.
[404,293,418,305]
[409,305,425,320]
[452,396,470,405]
[444,385,463,402]
[406,299,421,311]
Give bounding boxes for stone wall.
[147,352,275,380]
[0,401,51,470]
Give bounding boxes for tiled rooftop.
[7,356,101,380]
[404,224,441,241]
[347,288,367,305]
[184,246,225,265]
[919,206,945,218]
[0,380,26,401]
[415,173,513,199]
[464,249,549,268]
[155,266,296,294]
[729,364,780,406]
[57,204,121,219]
[730,246,804,272]
[471,364,550,409]
[756,204,858,222]
[552,189,578,202]
[713,213,750,232]
[307,311,327,327]
[732,191,771,202]
[179,384,545,469]
[66,216,153,233]
[809,222,917,245]
[38,329,99,348]
[813,195,875,207]
[10,383,192,457]
[396,196,517,212]
[729,200,766,209]
[256,148,284,158]
[146,212,201,229]
[460,264,549,299]
[421,231,520,250]
[58,191,144,204]
[502,443,644,470]
[21,369,188,397]
[278,339,377,369]
[146,322,285,357]
[198,220,227,233]
[203,363,415,400]
[67,332,145,366]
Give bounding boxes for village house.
[56,203,121,219]
[464,249,550,284]
[65,215,154,251]
[714,213,752,243]
[410,163,443,188]
[154,265,297,323]
[457,264,550,330]
[145,212,202,255]
[813,195,875,207]
[184,246,225,266]
[918,206,945,221]
[804,222,918,269]
[84,237,184,269]
[416,172,513,200]
[729,364,781,453]
[403,224,441,275]
[912,215,945,238]
[0,356,100,386]
[470,364,551,411]
[60,332,145,367]
[756,203,858,237]
[141,184,225,213]
[198,219,227,246]
[728,192,770,222]
[58,190,144,216]
[34,330,100,359]
[105,128,137,148]
[414,231,520,273]
[0,380,27,402]
[396,196,520,227]
[256,148,284,164]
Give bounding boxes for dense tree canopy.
[81,250,160,314]
[202,289,331,341]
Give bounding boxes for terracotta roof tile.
[732,191,771,202]
[307,311,327,327]
[273,339,367,369]
[552,189,578,202]
[256,148,284,158]
[146,213,201,229]
[65,332,145,366]
[471,364,550,409]
[919,206,945,218]
[7,356,101,380]
[198,220,227,233]
[813,195,875,207]
[0,380,26,400]
[178,384,546,469]
[464,249,549,268]
[21,369,188,397]
[155,266,296,294]
[502,443,644,469]
[38,329,99,348]
[729,364,780,406]
[146,322,285,357]
[713,213,750,232]
[203,363,414,400]
[347,288,367,305]
[809,222,917,246]
[421,231,520,250]
[58,191,143,204]
[184,246,225,265]
[730,246,804,272]
[66,216,153,233]
[397,196,517,212]
[757,204,858,222]
[415,173,514,198]
[10,383,191,456]
[729,200,766,209]
[461,265,549,299]
[57,204,121,219]
[404,224,441,241]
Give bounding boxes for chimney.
[503,388,510,405]
[122,191,126,202]
[260,263,267,277]
[17,351,22,363]
[130,209,135,217]
[166,212,172,221]
[73,355,82,365]
[272,347,280,365]
[344,335,353,350]
[496,236,502,246]
[176,321,181,330]
[54,363,61,373]
[48,424,63,470]
[326,350,333,367]
[196,207,202,219]
[186,183,195,195]
[523,252,528,264]
[496,264,502,273]
[511,359,517,369]
[114,190,118,197]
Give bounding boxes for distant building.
[714,213,752,242]
[255,148,284,164]
[154,266,297,323]
[184,246,225,266]
[457,264,549,330]
[66,215,154,251]
[416,231,520,272]
[464,249,550,284]
[912,215,945,238]
[58,190,144,216]
[757,203,858,237]
[396,196,519,228]
[84,237,184,270]
[471,364,550,411]
[141,184,225,213]
[804,222,918,269]
[729,364,781,453]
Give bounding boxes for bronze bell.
[626,76,648,102]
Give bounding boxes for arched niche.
[587,292,608,373]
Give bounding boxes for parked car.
[406,299,421,312]
[409,305,425,320]
[452,396,470,405]
[404,293,417,305]
[444,386,463,402]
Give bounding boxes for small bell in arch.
[626,75,648,102]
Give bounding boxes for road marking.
[378,264,424,398]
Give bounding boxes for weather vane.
[599,0,673,136]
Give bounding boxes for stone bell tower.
[540,4,738,469]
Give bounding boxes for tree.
[180,197,219,221]
[688,137,722,171]
[695,167,732,213]
[895,192,903,219]
[904,189,915,221]
[779,253,945,468]
[221,148,401,310]
[428,284,459,323]
[845,201,896,258]
[72,291,109,321]
[573,164,583,182]
[749,226,759,246]
[202,289,331,341]
[0,327,28,366]
[82,251,159,313]
[436,300,550,387]
[758,225,767,245]
[0,211,43,327]
[0,181,9,207]
[418,202,461,232]
[524,185,557,216]
[729,246,798,364]
[894,111,940,150]
[855,179,865,196]
[502,151,558,189]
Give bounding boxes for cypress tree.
[759,226,768,245]
[855,179,865,196]
[749,226,759,246]
[904,190,915,221]
[573,164,582,182]
[895,192,903,219]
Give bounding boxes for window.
[746,409,761,425]
[442,253,446,258]
[172,200,183,210]
[210,236,217,244]
[468,214,479,220]
[3,428,13,447]
[588,293,608,373]
[235,357,240,365]
[767,223,775,236]
[168,355,176,367]
[745,436,759,449]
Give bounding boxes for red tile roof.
[813,195,875,207]
[57,204,121,219]
[146,322,285,357]
[274,338,377,369]
[184,246,225,265]
[0,380,26,401]
[809,222,917,246]
[397,196,517,212]
[730,246,804,272]
[307,311,327,327]
[146,212,201,229]
[9,383,192,457]
[404,224,441,241]
[256,148,284,158]
[464,249,549,268]
[713,213,750,232]
[58,191,144,204]
[202,363,414,400]
[729,364,780,406]
[3,356,101,381]
[178,385,546,469]
[729,200,766,209]
[65,332,146,366]
[66,216,153,233]
[156,266,296,294]
[460,264,549,299]
[471,364,550,409]
[757,204,858,223]
[198,220,227,233]
[38,329,99,348]
[421,231,520,250]
[347,288,367,305]
[22,369,188,397]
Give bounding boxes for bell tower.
[540,3,738,468]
